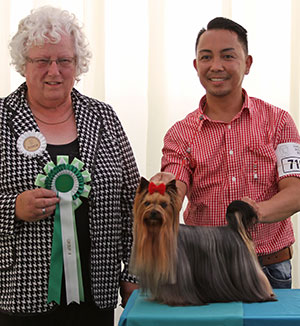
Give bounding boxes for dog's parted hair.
[131,177,181,287]
[130,177,276,306]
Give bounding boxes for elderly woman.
[0,6,139,326]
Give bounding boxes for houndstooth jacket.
[0,83,139,314]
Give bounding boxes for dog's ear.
[166,179,177,193]
[137,177,150,193]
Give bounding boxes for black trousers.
[0,302,114,326]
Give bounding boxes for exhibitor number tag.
[276,142,300,177]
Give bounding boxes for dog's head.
[133,177,180,234]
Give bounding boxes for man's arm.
[242,177,300,223]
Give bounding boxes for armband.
[276,142,300,177]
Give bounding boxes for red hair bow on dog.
[148,182,166,195]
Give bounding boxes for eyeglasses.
[26,57,75,69]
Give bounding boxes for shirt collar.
[198,88,253,121]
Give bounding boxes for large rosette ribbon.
[35,156,91,305]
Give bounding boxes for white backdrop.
[1,0,300,323]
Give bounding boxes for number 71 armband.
[276,142,300,177]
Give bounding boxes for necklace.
[33,107,74,125]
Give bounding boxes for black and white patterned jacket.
[0,83,139,314]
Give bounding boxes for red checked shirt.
[161,89,300,255]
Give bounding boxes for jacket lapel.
[72,89,103,174]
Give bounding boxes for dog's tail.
[226,200,257,255]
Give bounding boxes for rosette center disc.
[55,174,74,193]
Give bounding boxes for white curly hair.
[9,6,92,80]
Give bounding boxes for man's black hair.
[195,17,248,54]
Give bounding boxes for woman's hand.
[15,188,60,222]
[120,281,139,308]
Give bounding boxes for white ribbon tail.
[59,191,80,304]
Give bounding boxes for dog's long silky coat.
[130,177,276,306]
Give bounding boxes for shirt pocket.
[246,143,277,192]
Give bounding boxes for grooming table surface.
[119,289,300,326]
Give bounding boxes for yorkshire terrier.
[129,177,276,306]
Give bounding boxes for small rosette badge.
[17,131,47,157]
[35,155,91,305]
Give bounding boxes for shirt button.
[229,150,233,155]
[232,177,236,182]
[228,125,231,129]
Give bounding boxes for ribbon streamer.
[35,156,91,305]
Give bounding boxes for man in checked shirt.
[152,17,300,288]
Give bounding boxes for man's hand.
[242,177,300,223]
[150,172,187,208]
[150,172,176,184]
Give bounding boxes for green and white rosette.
[35,156,91,305]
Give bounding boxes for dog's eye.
[160,202,167,209]
[144,201,150,207]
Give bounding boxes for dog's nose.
[150,210,160,219]
[144,210,163,226]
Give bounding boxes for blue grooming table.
[119,289,300,326]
